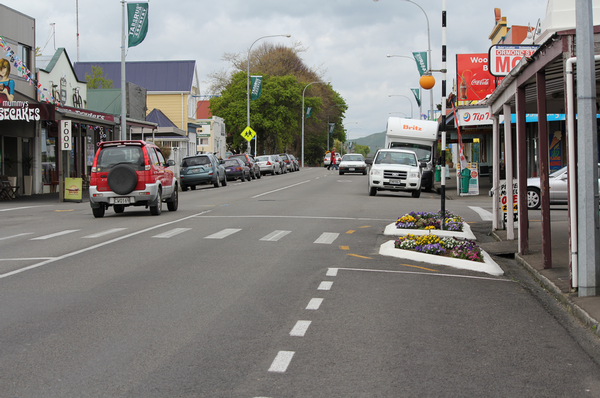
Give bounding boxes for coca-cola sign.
[456,53,503,104]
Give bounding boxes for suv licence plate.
[349,168,355,171]
[114,197,130,204]
[389,179,402,185]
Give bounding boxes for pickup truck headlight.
[370,169,382,176]
[409,171,420,179]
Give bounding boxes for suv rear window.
[96,146,145,171]
[182,156,211,167]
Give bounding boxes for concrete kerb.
[492,231,600,336]
[381,222,504,276]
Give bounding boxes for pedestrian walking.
[331,148,338,170]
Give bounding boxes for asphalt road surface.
[1,167,599,397]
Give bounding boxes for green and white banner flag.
[127,2,149,48]
[329,123,335,135]
[410,88,421,107]
[306,107,312,118]
[412,51,428,76]
[250,76,262,100]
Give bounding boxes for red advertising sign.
[488,45,538,77]
[456,53,503,105]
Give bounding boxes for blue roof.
[147,108,177,128]
[73,60,196,92]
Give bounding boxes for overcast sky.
[2,0,549,140]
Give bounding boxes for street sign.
[60,120,72,151]
[488,45,538,77]
[241,126,256,142]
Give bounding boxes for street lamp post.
[342,122,359,156]
[247,34,291,154]
[302,80,329,167]
[388,94,414,118]
[375,0,433,120]
[326,103,343,152]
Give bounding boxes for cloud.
[2,0,548,138]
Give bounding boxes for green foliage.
[353,144,370,158]
[207,44,348,164]
[85,65,114,89]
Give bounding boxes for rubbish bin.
[434,165,441,182]
[460,168,471,193]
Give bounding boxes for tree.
[85,65,114,89]
[207,42,348,165]
[353,144,371,158]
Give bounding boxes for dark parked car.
[228,154,261,180]
[180,153,227,191]
[289,154,300,171]
[278,153,295,172]
[272,154,287,174]
[224,158,251,182]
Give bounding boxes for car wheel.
[114,204,125,214]
[181,185,189,191]
[527,187,541,210]
[256,169,261,179]
[240,173,245,182]
[191,185,196,190]
[107,164,137,195]
[167,184,179,211]
[92,206,105,218]
[339,171,344,175]
[150,189,162,215]
[221,173,227,186]
[213,178,220,188]
[412,189,421,198]
[369,186,377,196]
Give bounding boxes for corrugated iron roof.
[73,60,196,92]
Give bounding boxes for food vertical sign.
[61,120,72,151]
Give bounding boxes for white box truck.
[385,117,438,191]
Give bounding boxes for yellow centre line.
[358,225,371,228]
[55,209,74,212]
[346,230,355,234]
[339,246,349,250]
[400,263,439,272]
[348,254,372,259]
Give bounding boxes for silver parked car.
[526,164,600,209]
[255,155,283,175]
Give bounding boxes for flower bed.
[395,210,464,231]
[395,233,483,262]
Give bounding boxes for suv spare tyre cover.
[108,164,138,195]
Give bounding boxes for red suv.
[89,140,178,218]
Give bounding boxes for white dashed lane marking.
[268,351,295,373]
[306,298,324,310]
[318,281,333,291]
[289,320,312,337]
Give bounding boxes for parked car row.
[181,152,300,187]
[88,140,301,218]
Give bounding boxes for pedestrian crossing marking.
[82,228,128,238]
[153,228,192,238]
[204,228,242,239]
[260,230,291,241]
[314,232,339,244]
[31,230,81,240]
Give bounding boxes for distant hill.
[353,131,386,158]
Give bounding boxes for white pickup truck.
[367,148,423,198]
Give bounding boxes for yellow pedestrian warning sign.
[241,126,256,142]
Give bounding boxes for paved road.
[1,168,599,397]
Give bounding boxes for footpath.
[436,168,600,337]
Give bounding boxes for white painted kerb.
[379,240,504,276]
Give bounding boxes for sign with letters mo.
[60,120,72,151]
[488,45,538,77]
